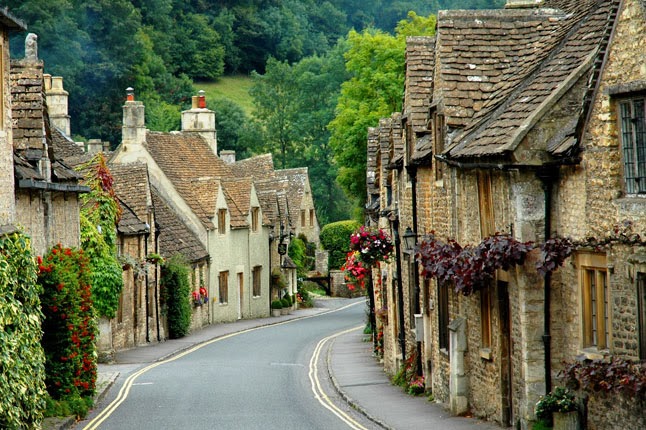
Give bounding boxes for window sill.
[578,347,609,360]
[479,348,492,361]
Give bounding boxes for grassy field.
[194,75,255,117]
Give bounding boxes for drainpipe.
[144,229,150,343]
[269,228,274,313]
[154,225,161,341]
[409,166,423,376]
[537,166,557,394]
[393,217,406,362]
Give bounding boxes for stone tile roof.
[109,163,150,224]
[405,37,435,133]
[221,178,253,229]
[0,7,27,30]
[51,127,84,160]
[367,127,379,196]
[444,0,616,159]
[254,177,289,226]
[145,131,233,229]
[10,59,46,159]
[275,168,309,228]
[117,200,148,235]
[151,187,209,263]
[233,154,275,180]
[435,7,574,130]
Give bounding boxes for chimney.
[220,150,236,164]
[44,74,71,136]
[505,0,543,8]
[122,88,146,147]
[181,90,217,155]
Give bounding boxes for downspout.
[409,166,423,376]
[144,230,150,343]
[537,166,557,394]
[154,225,161,342]
[393,217,406,362]
[269,228,273,314]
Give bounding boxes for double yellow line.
[308,325,368,430]
[83,300,364,430]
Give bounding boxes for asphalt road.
[76,298,379,430]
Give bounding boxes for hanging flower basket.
[192,287,209,307]
[349,226,394,266]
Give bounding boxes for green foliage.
[271,300,283,310]
[78,154,123,318]
[38,244,97,401]
[281,298,290,309]
[44,394,93,420]
[0,232,47,429]
[329,13,437,213]
[320,220,361,270]
[207,97,254,159]
[161,255,192,339]
[535,387,577,425]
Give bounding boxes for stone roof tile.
[109,162,150,223]
[151,188,208,263]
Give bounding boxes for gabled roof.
[233,153,275,180]
[151,187,209,263]
[109,163,151,224]
[445,0,617,157]
[145,131,233,229]
[117,200,148,235]
[275,167,310,226]
[254,177,289,226]
[221,178,253,229]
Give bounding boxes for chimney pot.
[198,90,206,109]
[126,87,135,102]
[44,74,52,91]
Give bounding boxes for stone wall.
[330,269,364,298]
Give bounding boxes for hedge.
[320,220,361,270]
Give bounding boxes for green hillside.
[195,76,255,118]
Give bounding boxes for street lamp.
[403,227,417,253]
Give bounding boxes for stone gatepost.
[97,316,115,363]
[449,316,468,415]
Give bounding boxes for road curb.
[325,334,394,430]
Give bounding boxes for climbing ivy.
[78,153,123,318]
[160,255,192,339]
[0,232,47,429]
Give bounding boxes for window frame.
[251,207,259,232]
[578,253,610,351]
[218,271,229,304]
[618,96,646,195]
[252,266,262,297]
[300,209,306,228]
[437,282,450,352]
[637,273,646,360]
[218,208,227,234]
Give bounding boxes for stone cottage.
[369,0,646,428]
[9,33,87,255]
[110,91,272,323]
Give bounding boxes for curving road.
[77,298,380,430]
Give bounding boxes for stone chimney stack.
[504,0,543,7]
[220,150,236,164]
[86,139,103,154]
[44,74,71,136]
[181,90,217,155]
[122,87,146,148]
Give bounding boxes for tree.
[208,98,253,159]
[328,12,436,213]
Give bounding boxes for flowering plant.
[408,375,425,395]
[192,286,209,306]
[341,251,369,290]
[349,226,394,266]
[535,387,577,424]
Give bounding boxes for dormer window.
[618,97,646,194]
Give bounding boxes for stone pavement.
[45,298,502,430]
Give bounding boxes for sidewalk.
[45,299,502,430]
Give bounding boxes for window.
[251,207,259,232]
[619,98,646,194]
[477,171,495,238]
[300,210,306,228]
[638,273,646,360]
[253,266,262,297]
[481,285,492,350]
[432,111,445,180]
[309,209,314,227]
[218,271,229,304]
[579,253,609,350]
[218,209,227,234]
[438,282,449,351]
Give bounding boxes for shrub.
[320,220,361,270]
[281,298,290,308]
[161,255,192,338]
[271,300,283,309]
[535,387,577,426]
[39,244,97,400]
[0,232,47,429]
